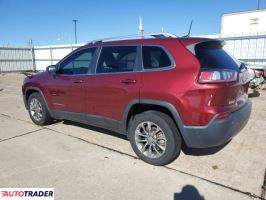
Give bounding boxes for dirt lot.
[0,73,265,200]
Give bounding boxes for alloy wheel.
[29,98,43,122]
[135,121,167,159]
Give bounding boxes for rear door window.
[195,41,240,71]
[96,46,137,73]
[142,46,172,69]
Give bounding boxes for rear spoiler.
[182,39,225,55]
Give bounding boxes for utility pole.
[72,19,78,44]
[257,0,261,9]
[29,39,36,72]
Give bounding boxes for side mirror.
[46,65,56,74]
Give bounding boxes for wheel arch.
[24,87,49,110]
[123,99,186,139]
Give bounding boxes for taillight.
[217,112,230,120]
[198,69,238,84]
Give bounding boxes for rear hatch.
[187,40,251,112]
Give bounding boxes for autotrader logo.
[0,188,54,200]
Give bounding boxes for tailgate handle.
[121,79,137,84]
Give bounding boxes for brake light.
[198,69,238,84]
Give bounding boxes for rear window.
[195,41,240,71]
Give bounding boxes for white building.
[221,10,266,67]
[221,9,266,36]
[198,9,266,67]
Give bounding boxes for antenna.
[183,20,193,37]
[187,20,193,37]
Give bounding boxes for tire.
[128,110,181,166]
[28,92,53,125]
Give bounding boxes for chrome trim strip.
[53,102,65,106]
[140,44,176,72]
[54,44,176,76]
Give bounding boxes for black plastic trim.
[123,99,252,148]
[50,110,124,134]
[182,99,252,148]
[23,92,252,148]
[24,87,49,110]
[122,99,185,135]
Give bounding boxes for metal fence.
[0,46,34,72]
[0,34,266,72]
[223,34,266,66]
[34,36,266,70]
[34,44,81,71]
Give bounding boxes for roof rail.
[89,32,177,44]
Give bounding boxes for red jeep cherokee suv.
[22,33,252,166]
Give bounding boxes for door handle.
[121,79,137,84]
[73,79,83,84]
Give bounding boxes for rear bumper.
[182,99,252,148]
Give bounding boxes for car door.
[46,47,97,121]
[85,45,141,124]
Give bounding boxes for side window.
[142,46,172,69]
[96,46,137,73]
[58,48,96,75]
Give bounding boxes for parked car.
[246,66,264,97]
[243,63,265,97]
[22,33,252,166]
[245,63,266,81]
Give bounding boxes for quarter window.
[96,46,137,73]
[142,46,172,69]
[58,48,96,75]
